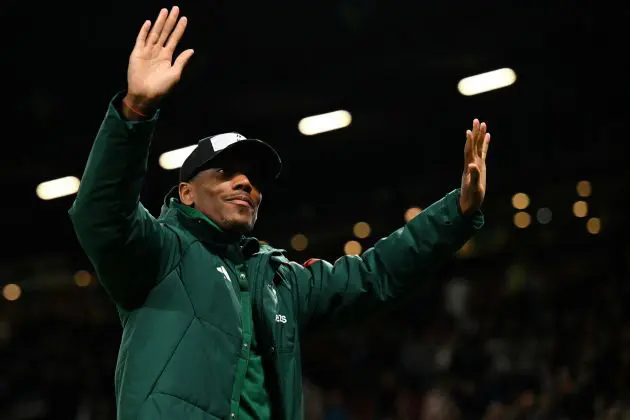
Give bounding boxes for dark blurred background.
[1,1,628,419]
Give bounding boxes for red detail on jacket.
[303,258,320,268]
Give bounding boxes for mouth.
[226,195,254,209]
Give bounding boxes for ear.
[179,182,195,206]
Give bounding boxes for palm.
[463,148,486,195]
[128,52,180,100]
[127,7,194,102]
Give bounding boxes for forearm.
[69,91,160,248]
[295,189,484,329]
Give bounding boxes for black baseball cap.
[179,132,282,184]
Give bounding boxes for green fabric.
[68,91,484,420]
[177,203,225,232]
[175,203,272,420]
[239,328,272,420]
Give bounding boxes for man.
[69,6,490,420]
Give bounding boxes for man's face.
[178,154,264,233]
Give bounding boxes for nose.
[232,173,253,193]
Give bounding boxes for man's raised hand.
[459,118,491,215]
[124,6,194,116]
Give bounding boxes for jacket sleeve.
[68,92,179,310]
[290,189,483,332]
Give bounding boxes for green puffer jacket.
[69,92,484,420]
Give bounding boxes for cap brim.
[195,139,282,184]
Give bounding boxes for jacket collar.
[160,187,260,258]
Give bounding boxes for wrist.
[121,93,158,120]
[458,195,474,217]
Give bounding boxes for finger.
[158,6,180,46]
[477,122,487,155]
[173,48,195,73]
[464,129,473,156]
[471,119,480,155]
[481,133,491,160]
[147,8,169,45]
[135,20,152,48]
[165,16,189,53]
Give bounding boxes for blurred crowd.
[1,246,629,420]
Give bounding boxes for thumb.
[173,49,195,73]
[468,163,480,185]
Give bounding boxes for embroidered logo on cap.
[210,132,246,151]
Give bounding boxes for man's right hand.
[123,6,194,119]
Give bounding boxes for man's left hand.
[459,118,491,215]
